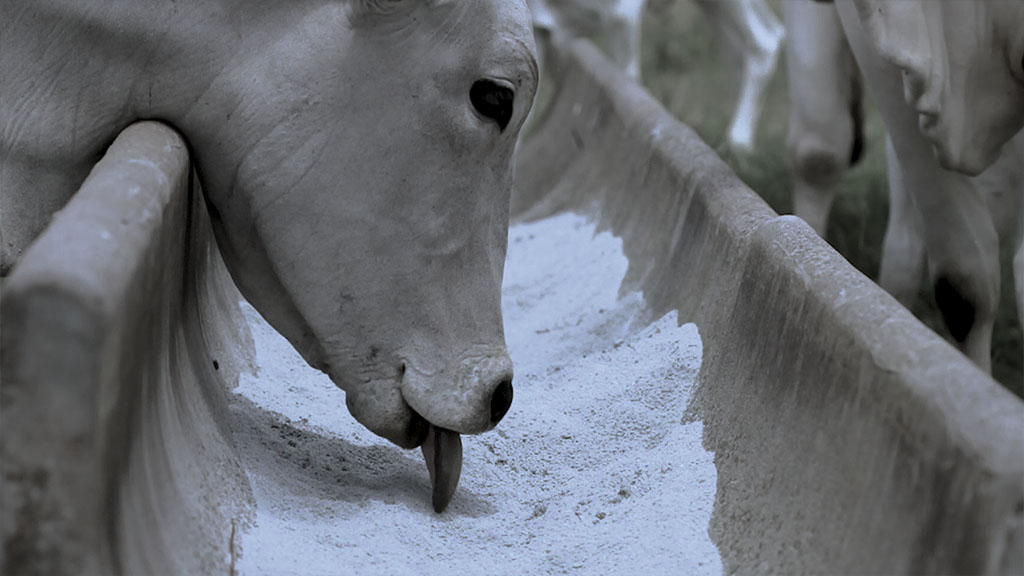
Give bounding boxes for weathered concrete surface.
[1,122,254,576]
[514,37,1024,575]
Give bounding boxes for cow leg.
[879,135,926,307]
[782,0,859,237]
[695,0,784,152]
[917,136,1024,371]
[837,0,1001,372]
[606,0,647,81]
[928,209,1001,374]
[915,164,1001,372]
[1006,171,1022,363]
[1016,195,1024,348]
[973,130,1024,358]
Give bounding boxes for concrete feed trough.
[2,37,1022,575]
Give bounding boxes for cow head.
[183,0,537,456]
[853,0,1024,175]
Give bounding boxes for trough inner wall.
[513,37,1024,576]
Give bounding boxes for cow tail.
[849,72,866,167]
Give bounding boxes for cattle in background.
[528,0,786,152]
[781,0,862,238]
[842,1,1024,176]
[785,0,1024,373]
[837,0,1024,373]
[1,0,539,512]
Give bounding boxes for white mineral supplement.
[232,211,721,575]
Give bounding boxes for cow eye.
[470,80,514,131]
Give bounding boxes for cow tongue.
[420,424,463,513]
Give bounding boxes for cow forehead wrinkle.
[481,35,540,94]
[492,4,541,85]
[352,2,536,98]
[434,1,470,45]
[346,0,442,30]
[352,0,538,99]
[434,1,537,84]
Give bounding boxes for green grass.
[635,1,1022,394]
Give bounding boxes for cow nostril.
[490,378,513,426]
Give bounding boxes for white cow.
[528,0,786,152]
[837,0,1024,372]
[841,1,1024,176]
[786,0,1024,372]
[1,0,539,514]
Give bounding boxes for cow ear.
[852,0,931,68]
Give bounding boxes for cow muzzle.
[402,350,514,512]
[400,350,515,435]
[339,349,514,512]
